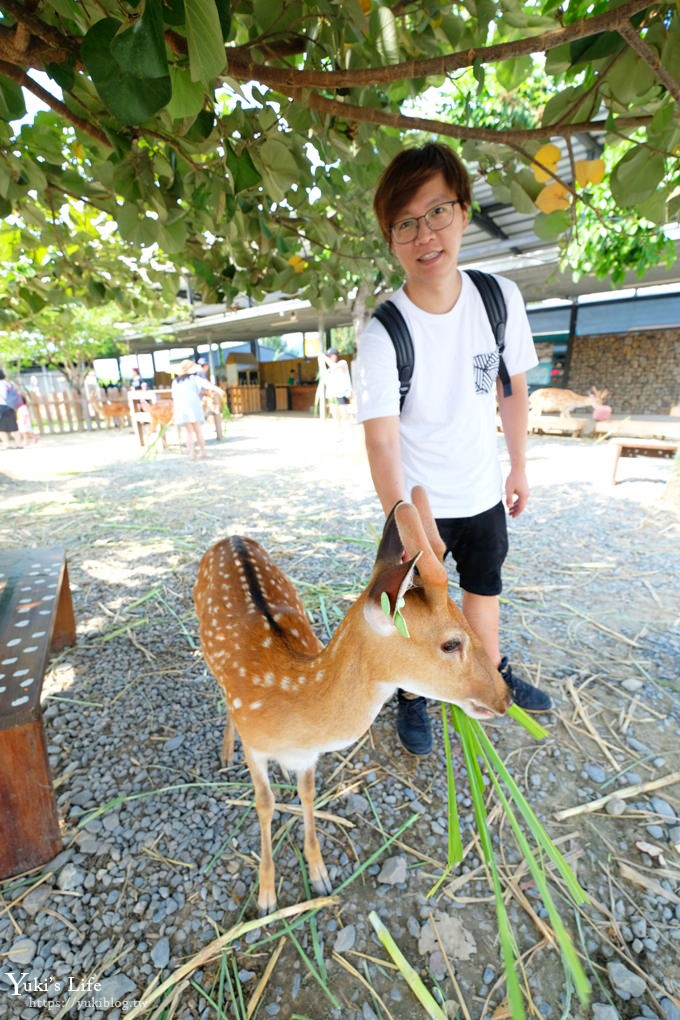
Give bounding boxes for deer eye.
[441,639,461,654]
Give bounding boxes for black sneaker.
[396,691,433,755]
[499,657,552,712]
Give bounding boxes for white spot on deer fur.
[280,677,291,690]
[262,636,272,647]
[233,697,242,709]
[250,701,263,711]
[316,670,325,682]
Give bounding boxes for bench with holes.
[0,547,76,879]
[611,438,678,484]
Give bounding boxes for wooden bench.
[0,547,76,879]
[611,438,678,484]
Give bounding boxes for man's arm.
[497,372,530,518]
[362,416,406,515]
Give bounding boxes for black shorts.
[435,501,508,597]
[0,405,17,433]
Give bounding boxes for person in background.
[171,359,223,460]
[130,367,147,391]
[197,358,210,379]
[318,348,353,424]
[0,369,20,450]
[355,142,552,756]
[16,392,39,446]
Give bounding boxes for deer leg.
[220,713,235,767]
[297,766,332,896]
[243,748,277,915]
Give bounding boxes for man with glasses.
[355,142,551,756]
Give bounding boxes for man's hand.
[505,467,529,518]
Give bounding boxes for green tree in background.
[0,0,676,334]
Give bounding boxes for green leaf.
[496,56,533,91]
[215,0,231,40]
[226,144,261,193]
[252,137,299,202]
[610,147,666,207]
[81,18,171,123]
[533,209,571,241]
[111,0,168,79]
[510,177,537,215]
[0,74,26,121]
[185,0,227,82]
[167,66,206,119]
[542,85,597,126]
[162,0,185,27]
[380,591,391,618]
[393,611,410,639]
[370,6,400,65]
[44,61,75,92]
[603,48,658,106]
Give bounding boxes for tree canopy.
[0,0,678,334]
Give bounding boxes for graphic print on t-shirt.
[472,349,499,394]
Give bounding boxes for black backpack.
[371,269,511,412]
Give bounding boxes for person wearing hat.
[171,359,223,459]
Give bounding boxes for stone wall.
[569,329,680,416]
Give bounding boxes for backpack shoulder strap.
[372,300,414,412]
[465,269,512,397]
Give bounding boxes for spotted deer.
[194,487,510,914]
[93,398,131,427]
[529,386,609,418]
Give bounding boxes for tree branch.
[0,0,77,60]
[617,20,680,103]
[297,90,651,146]
[0,61,112,148]
[226,0,653,91]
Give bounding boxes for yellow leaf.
[535,182,571,213]
[359,0,370,11]
[287,255,307,273]
[574,158,605,187]
[531,142,561,183]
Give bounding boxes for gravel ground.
[0,415,678,1020]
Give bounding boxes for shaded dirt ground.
[0,415,678,1020]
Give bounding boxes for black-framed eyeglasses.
[391,200,464,244]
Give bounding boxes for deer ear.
[373,500,405,569]
[365,554,420,633]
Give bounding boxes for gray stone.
[606,961,646,999]
[8,937,37,965]
[21,885,53,917]
[333,925,356,954]
[150,937,170,969]
[57,863,87,892]
[97,973,137,1003]
[163,734,185,751]
[650,797,676,823]
[605,797,626,816]
[377,856,407,886]
[592,1006,621,1020]
[659,998,680,1020]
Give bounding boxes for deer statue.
[194,486,510,914]
[528,386,609,418]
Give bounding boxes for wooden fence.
[23,391,132,436]
[20,385,269,437]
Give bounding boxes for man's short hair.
[373,142,472,244]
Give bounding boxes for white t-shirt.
[354,272,538,518]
